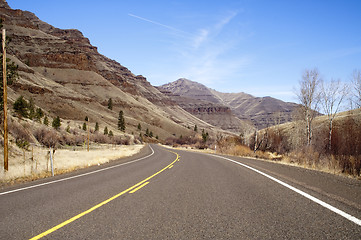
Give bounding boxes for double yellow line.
[30,151,180,240]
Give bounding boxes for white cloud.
[192,29,209,49]
[178,11,253,85]
[214,11,238,32]
[128,13,189,35]
[130,10,255,90]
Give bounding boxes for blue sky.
[8,0,361,103]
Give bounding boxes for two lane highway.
[1,144,360,239]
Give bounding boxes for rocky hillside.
[0,1,229,141]
[158,78,255,134]
[159,78,298,130]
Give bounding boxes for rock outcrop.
[159,78,298,130]
[0,3,168,104]
[158,80,255,133]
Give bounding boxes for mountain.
[158,78,298,130]
[0,1,229,140]
[157,78,255,134]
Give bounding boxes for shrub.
[111,135,130,145]
[9,120,33,145]
[43,115,49,126]
[34,127,59,148]
[60,133,83,146]
[91,133,108,144]
[16,138,29,150]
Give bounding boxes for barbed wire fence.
[0,141,135,183]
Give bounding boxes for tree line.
[250,68,361,176]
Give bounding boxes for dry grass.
[0,144,144,185]
[222,144,361,179]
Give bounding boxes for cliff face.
[159,78,298,130]
[0,3,168,104]
[158,81,255,134]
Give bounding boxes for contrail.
[128,13,189,35]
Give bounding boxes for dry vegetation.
[0,115,145,185]
[164,108,361,179]
[250,109,361,178]
[0,144,144,185]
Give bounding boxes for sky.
[7,0,361,103]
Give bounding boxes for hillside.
[157,78,255,134]
[252,108,361,176]
[158,78,298,130]
[0,1,231,143]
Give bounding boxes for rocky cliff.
[159,78,298,130]
[0,2,169,104]
[158,79,255,133]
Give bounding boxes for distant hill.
[159,78,298,130]
[157,78,255,134]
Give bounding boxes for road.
[0,144,360,239]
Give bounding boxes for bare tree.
[296,68,321,146]
[321,78,347,151]
[351,69,361,109]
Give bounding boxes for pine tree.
[118,110,125,131]
[137,123,142,131]
[13,96,28,118]
[108,130,114,137]
[43,115,49,126]
[202,129,209,143]
[104,126,108,135]
[52,116,61,130]
[28,98,35,119]
[82,122,87,131]
[95,122,99,132]
[35,107,44,122]
[194,125,198,132]
[107,98,113,110]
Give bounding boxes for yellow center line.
[129,182,149,193]
[29,150,180,240]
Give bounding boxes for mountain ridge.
[159,78,298,130]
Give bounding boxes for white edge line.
[208,153,361,227]
[0,145,155,196]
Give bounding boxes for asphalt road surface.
[1,144,360,239]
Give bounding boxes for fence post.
[50,147,54,177]
[23,149,25,176]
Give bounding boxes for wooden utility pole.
[2,28,8,171]
[87,118,89,152]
